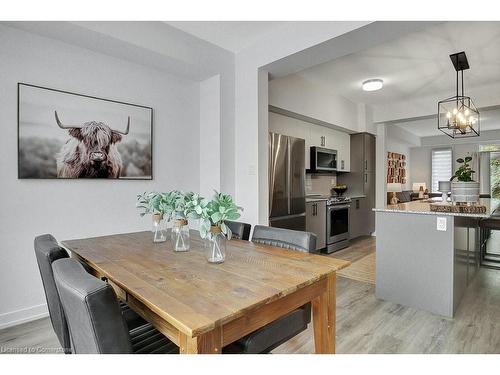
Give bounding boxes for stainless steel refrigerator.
[268,132,306,231]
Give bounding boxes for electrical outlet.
[436,217,447,231]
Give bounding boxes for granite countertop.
[306,196,329,203]
[306,195,363,203]
[373,198,498,218]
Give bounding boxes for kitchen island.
[374,199,496,317]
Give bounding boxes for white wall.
[386,137,412,191]
[269,74,360,133]
[385,125,421,191]
[375,124,387,209]
[234,21,428,225]
[5,21,237,199]
[410,147,435,191]
[410,143,480,193]
[0,25,201,328]
[199,75,221,197]
[234,22,374,226]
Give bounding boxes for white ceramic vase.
[451,181,480,204]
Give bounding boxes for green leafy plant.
[165,191,189,220]
[136,192,164,216]
[450,156,475,182]
[185,191,242,239]
[184,192,210,220]
[136,190,187,220]
[491,157,500,199]
[138,190,243,240]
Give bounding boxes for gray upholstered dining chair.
[251,225,316,252]
[52,258,178,354]
[226,220,251,241]
[34,234,72,353]
[224,225,316,354]
[34,234,146,353]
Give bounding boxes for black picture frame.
[17,82,153,180]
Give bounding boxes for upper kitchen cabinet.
[309,124,350,172]
[269,110,351,172]
[338,132,376,198]
[333,130,351,172]
[268,112,308,141]
[363,133,375,172]
[349,132,375,174]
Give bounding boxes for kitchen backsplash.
[306,174,337,196]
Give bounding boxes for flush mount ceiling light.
[438,51,480,138]
[362,79,383,92]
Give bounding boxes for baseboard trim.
[0,304,48,330]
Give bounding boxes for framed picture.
[18,83,153,179]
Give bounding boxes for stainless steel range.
[325,197,351,253]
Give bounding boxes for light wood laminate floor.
[2,237,500,354]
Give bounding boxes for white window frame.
[431,148,453,193]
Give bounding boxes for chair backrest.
[52,258,133,354]
[251,225,316,253]
[226,220,251,241]
[33,234,71,353]
[396,191,412,203]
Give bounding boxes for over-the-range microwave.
[310,146,337,172]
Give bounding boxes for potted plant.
[185,191,242,263]
[136,191,191,249]
[163,191,190,252]
[136,192,168,243]
[450,155,479,204]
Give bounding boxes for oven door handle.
[328,205,350,211]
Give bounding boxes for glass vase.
[171,219,190,252]
[205,226,226,264]
[152,214,167,243]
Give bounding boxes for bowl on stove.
[332,186,348,197]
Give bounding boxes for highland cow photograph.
[18,83,153,179]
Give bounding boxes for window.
[479,144,500,152]
[431,148,452,193]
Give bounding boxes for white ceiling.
[4,21,234,81]
[393,107,500,138]
[295,22,500,107]
[165,21,292,53]
[391,118,442,138]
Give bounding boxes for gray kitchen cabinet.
[338,133,375,198]
[306,200,326,251]
[363,172,375,205]
[350,197,375,238]
[363,133,376,172]
[338,132,376,239]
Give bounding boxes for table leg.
[312,273,336,354]
[179,326,222,354]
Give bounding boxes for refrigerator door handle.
[268,133,274,216]
[287,137,291,215]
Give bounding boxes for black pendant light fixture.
[438,51,480,138]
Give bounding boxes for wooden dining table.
[62,230,350,354]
